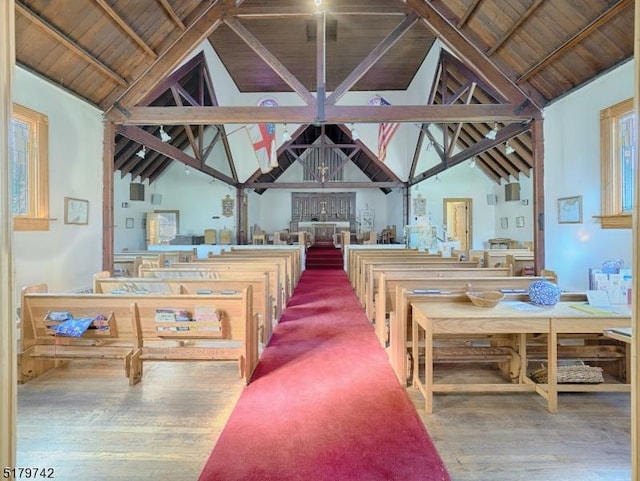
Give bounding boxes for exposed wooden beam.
[456,0,481,29]
[157,0,185,30]
[95,0,157,58]
[487,0,544,56]
[448,121,531,164]
[102,121,115,272]
[15,1,127,87]
[220,128,239,182]
[0,0,16,470]
[117,125,236,185]
[446,82,476,156]
[316,11,326,120]
[170,87,200,160]
[224,16,316,106]
[112,104,534,125]
[241,182,404,189]
[104,2,226,117]
[233,5,409,17]
[326,12,418,105]
[517,0,632,82]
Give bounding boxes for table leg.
[547,322,558,414]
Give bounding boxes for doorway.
[443,198,472,252]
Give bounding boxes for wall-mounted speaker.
[505,183,521,201]
[130,183,145,201]
[486,194,497,205]
[150,193,162,205]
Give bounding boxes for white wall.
[493,175,534,245]
[115,164,240,251]
[410,162,498,249]
[12,67,104,294]
[543,60,634,290]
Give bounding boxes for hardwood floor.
[17,361,630,481]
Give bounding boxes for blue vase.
[528,280,561,306]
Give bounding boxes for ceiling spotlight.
[159,126,171,143]
[469,157,476,168]
[184,165,190,175]
[505,141,515,155]
[136,146,147,159]
[282,125,292,142]
[485,123,497,140]
[350,124,360,141]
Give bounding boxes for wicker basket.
[466,291,505,308]
[529,362,604,384]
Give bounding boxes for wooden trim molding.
[592,214,632,229]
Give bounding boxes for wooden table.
[411,300,631,414]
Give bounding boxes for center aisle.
[199,269,450,481]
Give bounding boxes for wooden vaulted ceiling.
[14,0,635,188]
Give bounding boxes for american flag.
[374,96,399,162]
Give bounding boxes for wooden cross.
[319,201,327,214]
[318,163,329,183]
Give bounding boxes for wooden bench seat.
[19,285,258,386]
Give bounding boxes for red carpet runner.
[305,244,343,269]
[199,269,450,481]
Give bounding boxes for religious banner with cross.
[248,98,278,173]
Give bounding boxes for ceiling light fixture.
[469,157,476,168]
[505,141,515,155]
[485,123,497,140]
[136,146,147,159]
[282,125,292,142]
[426,140,433,151]
[314,0,322,7]
[184,165,190,175]
[350,124,360,141]
[159,126,171,143]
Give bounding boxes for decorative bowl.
[466,291,505,308]
[528,279,561,306]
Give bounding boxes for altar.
[297,221,351,244]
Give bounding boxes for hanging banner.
[249,98,278,173]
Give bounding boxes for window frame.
[598,97,634,229]
[11,103,50,231]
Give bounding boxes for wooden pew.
[19,286,257,385]
[113,250,195,276]
[174,257,291,306]
[139,265,283,323]
[483,249,533,268]
[505,253,536,276]
[229,246,303,284]
[365,266,513,322]
[357,256,480,308]
[19,284,138,384]
[221,248,300,290]
[129,288,257,384]
[345,247,417,284]
[93,272,274,344]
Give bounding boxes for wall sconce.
[282,124,292,142]
[350,124,360,140]
[159,126,171,143]
[485,123,497,140]
[136,146,147,159]
[505,141,515,155]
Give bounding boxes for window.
[10,103,50,231]
[599,98,635,228]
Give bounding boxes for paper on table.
[502,300,544,311]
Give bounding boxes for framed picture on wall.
[64,197,89,225]
[557,195,583,224]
